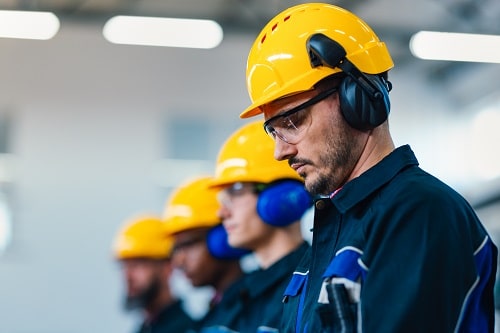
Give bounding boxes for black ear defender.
[307,33,392,131]
[256,180,312,227]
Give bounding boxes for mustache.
[288,157,313,167]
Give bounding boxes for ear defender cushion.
[338,74,391,131]
[256,180,312,227]
[206,224,250,260]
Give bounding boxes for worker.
[205,120,312,332]
[163,176,247,331]
[238,3,498,332]
[112,214,194,333]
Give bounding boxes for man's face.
[217,182,274,251]
[118,258,165,310]
[171,228,228,287]
[262,88,365,196]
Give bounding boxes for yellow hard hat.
[163,176,221,234]
[241,2,394,118]
[210,120,302,188]
[113,215,174,260]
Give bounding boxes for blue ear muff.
[206,224,250,260]
[256,180,312,227]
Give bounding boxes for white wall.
[0,20,253,333]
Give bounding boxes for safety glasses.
[263,87,338,144]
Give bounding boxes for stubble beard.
[124,277,161,311]
[306,120,361,196]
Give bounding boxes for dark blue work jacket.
[136,300,194,333]
[281,145,497,333]
[193,274,247,331]
[199,241,310,333]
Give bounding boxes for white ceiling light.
[410,31,500,64]
[0,10,60,40]
[103,15,223,49]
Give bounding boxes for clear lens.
[263,87,338,144]
[217,182,256,207]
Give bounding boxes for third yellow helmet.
[163,176,221,234]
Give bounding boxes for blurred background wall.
[0,1,499,332]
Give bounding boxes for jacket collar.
[331,145,419,213]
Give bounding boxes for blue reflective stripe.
[456,236,496,333]
[297,275,308,333]
[283,271,309,333]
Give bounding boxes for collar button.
[315,199,327,210]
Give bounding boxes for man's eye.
[283,119,296,130]
[286,111,305,128]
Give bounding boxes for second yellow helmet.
[210,120,302,188]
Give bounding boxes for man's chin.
[124,296,144,311]
[302,175,314,192]
[304,176,328,197]
[297,170,307,179]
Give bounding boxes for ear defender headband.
[307,33,392,131]
[256,180,312,227]
[206,224,250,260]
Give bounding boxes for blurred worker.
[239,3,498,332]
[113,215,194,333]
[163,176,247,331]
[204,120,312,332]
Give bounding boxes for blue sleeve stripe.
[454,236,496,333]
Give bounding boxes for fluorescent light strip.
[0,10,60,40]
[103,16,223,49]
[410,31,500,64]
